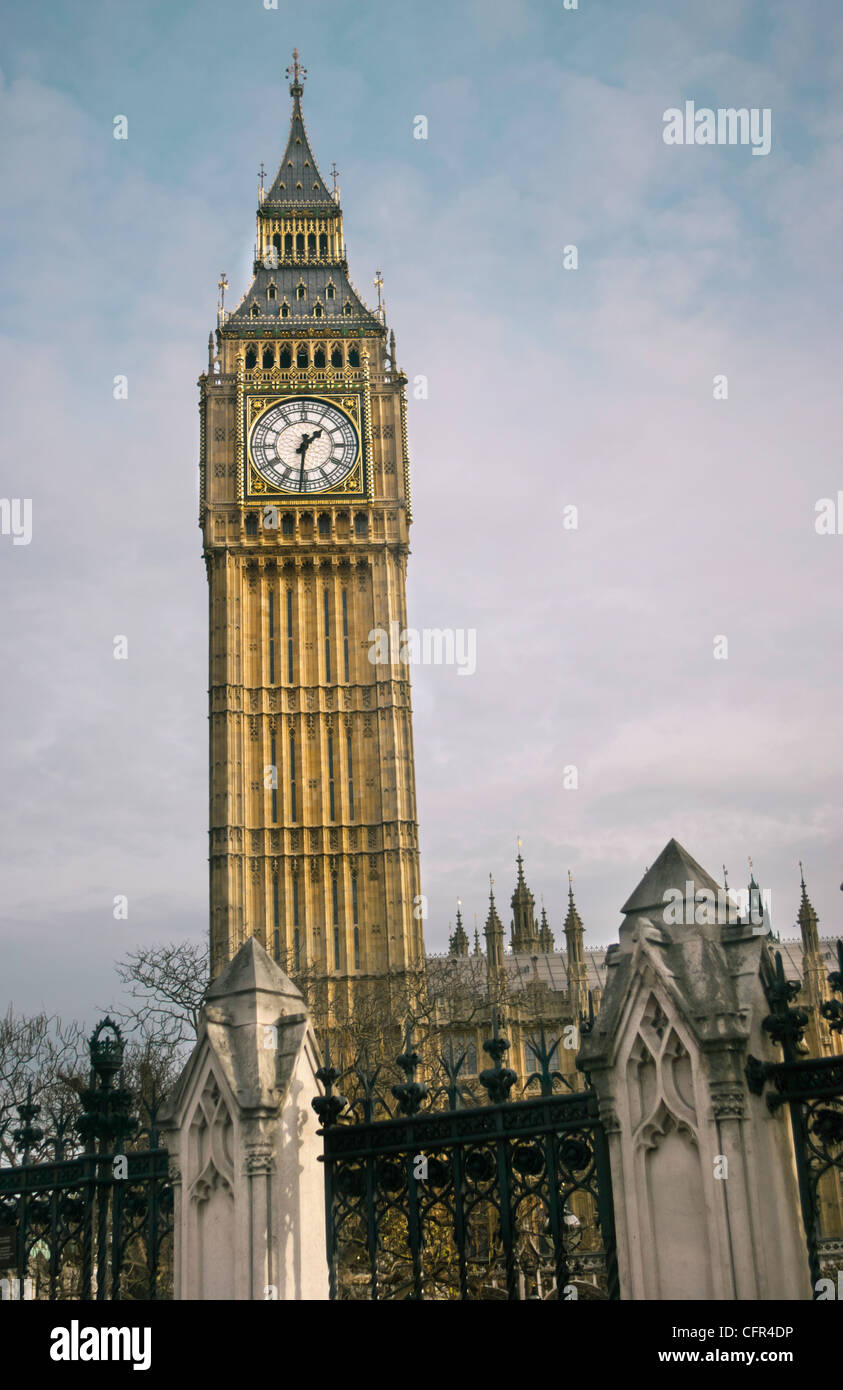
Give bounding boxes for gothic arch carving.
[637,1099,697,1153]
[628,994,699,1148]
[188,1071,235,1205]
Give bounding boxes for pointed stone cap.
[207,935,305,1016]
[564,877,584,934]
[621,838,722,918]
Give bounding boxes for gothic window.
[343,301,352,317]
[330,344,342,367]
[342,590,350,682]
[353,925,360,970]
[354,513,368,538]
[347,728,354,818]
[452,1035,478,1075]
[245,344,258,369]
[313,303,323,318]
[289,731,297,821]
[296,234,305,253]
[326,283,336,299]
[286,589,294,681]
[308,233,316,254]
[280,302,290,318]
[269,733,279,817]
[333,925,340,968]
[293,927,301,971]
[250,303,260,318]
[296,344,309,368]
[272,233,281,253]
[296,282,306,299]
[296,182,303,191]
[284,232,293,255]
[279,345,292,367]
[319,233,328,255]
[262,346,274,368]
[324,589,332,684]
[281,513,294,537]
[268,588,276,684]
[314,345,326,368]
[348,347,360,367]
[245,513,258,536]
[267,284,277,301]
[318,513,330,538]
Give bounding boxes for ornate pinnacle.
[286,48,307,94]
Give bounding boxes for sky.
[1,0,841,1023]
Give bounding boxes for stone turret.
[563,872,587,1021]
[538,901,555,953]
[510,843,540,952]
[797,864,828,1051]
[452,901,469,957]
[485,877,506,973]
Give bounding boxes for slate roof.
[226,263,381,333]
[262,89,338,215]
[426,948,611,997]
[426,938,839,997]
[224,80,383,336]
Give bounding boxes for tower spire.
[564,870,588,1021]
[452,898,469,956]
[797,861,821,956]
[510,838,539,952]
[485,874,505,972]
[538,895,555,953]
[746,856,772,935]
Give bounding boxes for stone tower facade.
[200,56,423,989]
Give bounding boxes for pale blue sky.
[1,0,841,1021]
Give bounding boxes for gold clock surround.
[235,353,375,505]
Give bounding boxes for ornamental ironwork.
[746,943,843,1295]
[314,1016,618,1301]
[0,1018,172,1301]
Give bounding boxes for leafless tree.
[0,1008,87,1165]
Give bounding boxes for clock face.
[249,397,359,494]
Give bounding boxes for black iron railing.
[314,1016,618,1301]
[747,942,843,1295]
[0,1019,172,1301]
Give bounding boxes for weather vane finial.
[286,48,307,92]
[374,269,385,321]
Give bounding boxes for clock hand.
[296,429,317,491]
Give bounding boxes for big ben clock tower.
[200,53,424,996]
